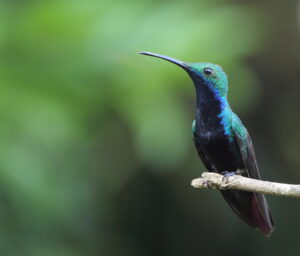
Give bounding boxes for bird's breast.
[194,122,244,172]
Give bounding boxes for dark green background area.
[0,0,299,255]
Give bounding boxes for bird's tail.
[221,190,274,235]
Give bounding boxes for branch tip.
[192,172,300,198]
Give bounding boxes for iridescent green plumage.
[190,63,228,97]
[140,52,274,235]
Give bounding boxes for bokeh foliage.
[0,0,299,255]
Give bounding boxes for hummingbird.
[140,52,274,235]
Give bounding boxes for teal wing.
[231,114,261,179]
[231,113,273,230]
[192,119,196,135]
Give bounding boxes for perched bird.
[140,52,274,235]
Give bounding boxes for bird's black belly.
[194,131,244,173]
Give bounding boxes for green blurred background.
[0,0,299,255]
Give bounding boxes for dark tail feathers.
[221,190,274,235]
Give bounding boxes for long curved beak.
[139,52,190,72]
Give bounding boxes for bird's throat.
[195,84,230,134]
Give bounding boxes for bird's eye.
[204,67,213,75]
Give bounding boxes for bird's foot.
[221,171,241,183]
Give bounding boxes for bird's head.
[140,52,228,97]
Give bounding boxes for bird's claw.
[221,171,240,183]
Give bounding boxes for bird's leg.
[235,169,246,175]
[221,169,245,182]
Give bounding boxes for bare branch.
[191,172,300,198]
